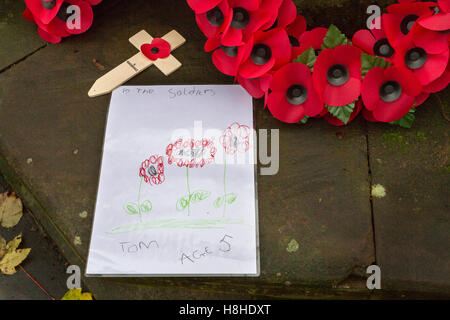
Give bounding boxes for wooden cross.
[88,30,186,97]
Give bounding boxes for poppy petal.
[323,77,361,106]
[37,27,62,43]
[25,0,64,25]
[361,67,386,111]
[352,29,376,54]
[187,0,223,14]
[372,93,416,122]
[412,50,449,85]
[267,91,306,123]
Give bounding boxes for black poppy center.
[400,14,419,35]
[42,0,56,9]
[56,2,71,22]
[148,165,157,177]
[289,35,300,47]
[206,6,224,27]
[221,45,238,57]
[251,44,272,65]
[379,81,402,102]
[286,85,308,105]
[405,47,427,69]
[373,38,394,58]
[327,64,349,86]
[151,47,159,54]
[231,7,250,29]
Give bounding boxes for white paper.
[86,85,259,276]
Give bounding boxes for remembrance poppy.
[267,63,323,123]
[353,16,397,61]
[139,155,165,186]
[238,28,291,79]
[141,38,171,61]
[187,0,225,14]
[313,45,363,107]
[361,66,422,122]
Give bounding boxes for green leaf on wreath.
[327,102,356,124]
[389,108,415,128]
[293,47,316,69]
[300,116,309,124]
[322,24,348,50]
[361,52,392,78]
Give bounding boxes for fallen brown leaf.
[0,192,23,228]
[0,234,30,275]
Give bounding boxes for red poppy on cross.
[88,30,186,97]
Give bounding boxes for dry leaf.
[62,288,93,300]
[0,237,6,259]
[0,248,31,275]
[0,192,23,228]
[0,234,30,275]
[6,233,22,252]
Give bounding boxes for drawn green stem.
[223,155,227,217]
[137,176,143,223]
[186,166,191,216]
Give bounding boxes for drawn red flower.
[238,28,291,79]
[220,0,280,47]
[383,2,434,47]
[267,63,323,123]
[141,38,171,61]
[353,16,397,61]
[220,122,251,155]
[361,66,422,122]
[166,138,216,168]
[139,155,165,185]
[324,99,363,126]
[393,30,449,85]
[313,45,362,107]
[24,0,97,43]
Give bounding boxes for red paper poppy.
[361,66,422,122]
[219,122,251,155]
[139,155,165,185]
[141,38,171,61]
[324,99,363,126]
[25,0,65,25]
[422,63,450,92]
[263,0,297,31]
[313,45,363,107]
[286,15,307,59]
[383,2,434,47]
[166,138,217,168]
[393,32,449,85]
[187,0,224,14]
[353,16,397,61]
[414,92,430,106]
[267,63,323,123]
[237,74,272,103]
[400,0,450,31]
[238,28,291,79]
[220,0,278,47]
[195,0,230,39]
[212,37,253,76]
[25,0,96,43]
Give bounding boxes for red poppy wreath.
[187,0,450,128]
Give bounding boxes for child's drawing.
[166,138,217,215]
[215,123,251,216]
[123,155,165,222]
